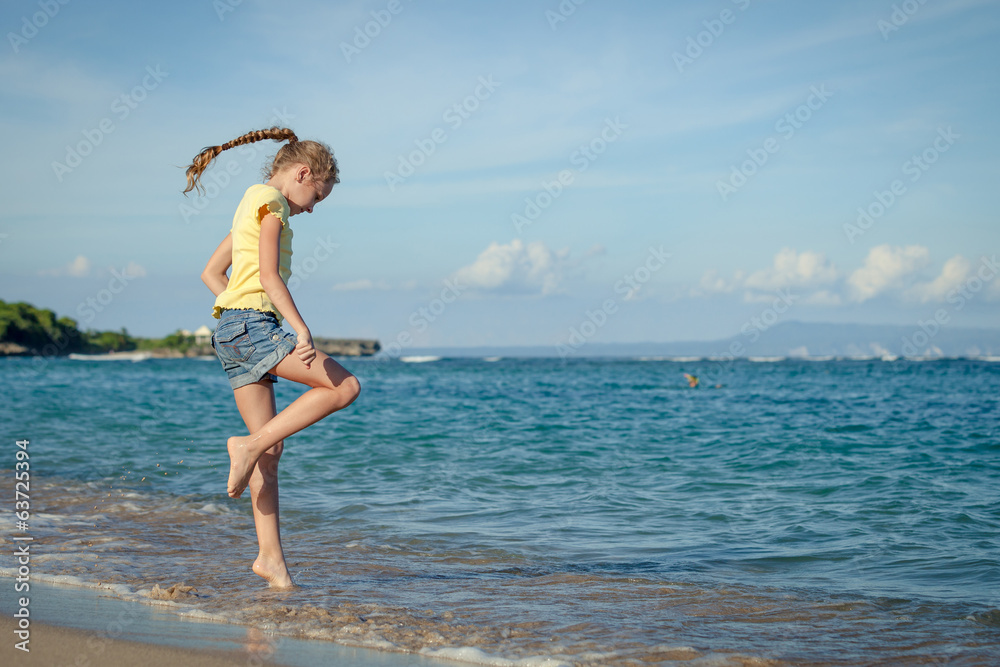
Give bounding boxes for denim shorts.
[211,309,298,390]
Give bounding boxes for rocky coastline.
[0,338,381,358]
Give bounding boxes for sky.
[1,0,998,352]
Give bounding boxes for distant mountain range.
[401,321,1000,359]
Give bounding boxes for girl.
[185,127,361,588]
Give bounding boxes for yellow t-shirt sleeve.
[255,190,290,229]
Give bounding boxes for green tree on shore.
[0,300,143,354]
[0,300,87,353]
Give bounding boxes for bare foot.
[227,436,258,498]
[253,554,295,588]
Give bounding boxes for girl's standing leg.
[227,352,360,499]
[232,379,293,588]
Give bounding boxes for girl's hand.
[294,328,316,368]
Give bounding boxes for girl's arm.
[202,233,232,297]
[259,213,316,368]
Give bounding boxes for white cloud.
[37,257,148,279]
[847,245,930,303]
[67,255,92,277]
[743,248,838,291]
[693,245,985,306]
[124,261,147,278]
[696,248,836,302]
[906,255,1000,303]
[39,255,92,277]
[907,255,972,302]
[331,279,390,292]
[906,254,1000,303]
[452,239,569,295]
[697,268,743,295]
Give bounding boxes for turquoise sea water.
[2,355,999,665]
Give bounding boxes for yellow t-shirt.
[212,184,293,322]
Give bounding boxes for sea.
[1,354,998,666]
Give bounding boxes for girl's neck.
[266,173,292,201]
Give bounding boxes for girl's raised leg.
[227,351,360,499]
[232,379,294,588]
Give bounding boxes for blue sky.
[1,0,998,351]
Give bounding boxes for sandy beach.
[0,615,264,667]
[0,579,459,667]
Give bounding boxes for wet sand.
[0,579,462,667]
[0,615,266,667]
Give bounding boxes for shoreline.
[0,616,265,667]
[0,579,458,667]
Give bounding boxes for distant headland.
[0,300,380,358]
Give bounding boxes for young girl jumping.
[185,127,361,588]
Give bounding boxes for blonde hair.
[183,127,339,195]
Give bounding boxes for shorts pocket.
[213,320,255,363]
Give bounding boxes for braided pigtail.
[183,127,298,194]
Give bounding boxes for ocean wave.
[420,646,575,666]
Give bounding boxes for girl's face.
[285,167,333,216]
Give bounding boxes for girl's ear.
[296,165,311,183]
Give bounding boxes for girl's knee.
[326,374,360,412]
[342,374,361,404]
